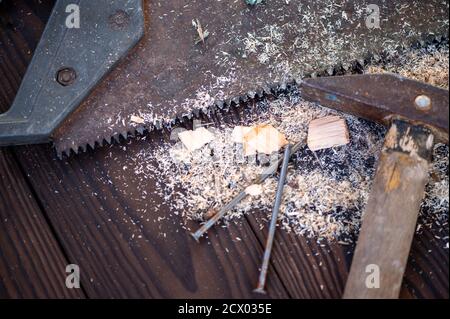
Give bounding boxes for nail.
[191,191,247,241]
[255,144,292,293]
[311,150,324,169]
[191,142,301,242]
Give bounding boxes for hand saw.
[0,0,448,156]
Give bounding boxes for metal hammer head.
[300,74,449,142]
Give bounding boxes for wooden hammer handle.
[343,120,434,299]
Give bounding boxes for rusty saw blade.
[52,0,449,156]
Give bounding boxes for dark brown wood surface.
[0,148,84,298]
[0,0,84,299]
[0,0,448,299]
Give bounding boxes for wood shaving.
[245,184,263,196]
[192,19,209,44]
[130,115,145,124]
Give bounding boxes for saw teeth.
[269,83,280,93]
[105,136,113,145]
[357,58,365,68]
[326,67,334,76]
[54,32,449,158]
[215,100,225,109]
[262,86,271,95]
[113,134,121,143]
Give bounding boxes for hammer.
[300,73,449,298]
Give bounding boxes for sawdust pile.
[366,44,449,88]
[236,1,449,82]
[123,42,449,246]
[133,96,385,244]
[419,144,449,248]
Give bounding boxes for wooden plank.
[246,210,448,298]
[12,139,289,298]
[0,0,289,298]
[0,1,55,111]
[1,0,447,299]
[246,211,352,298]
[0,149,84,298]
[14,118,445,298]
[0,0,83,299]
[400,227,449,298]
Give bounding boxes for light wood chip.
[307,116,349,151]
[179,127,215,152]
[234,124,288,156]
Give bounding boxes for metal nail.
[191,142,301,242]
[254,144,292,294]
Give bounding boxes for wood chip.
[234,124,288,156]
[307,116,349,151]
[130,115,145,124]
[245,184,263,196]
[231,126,253,143]
[178,127,215,152]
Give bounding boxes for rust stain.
[384,154,415,192]
[386,164,401,192]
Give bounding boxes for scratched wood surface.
[0,149,84,298]
[0,0,84,299]
[0,0,448,299]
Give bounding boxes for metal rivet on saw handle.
[414,95,432,111]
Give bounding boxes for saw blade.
[52,0,449,156]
